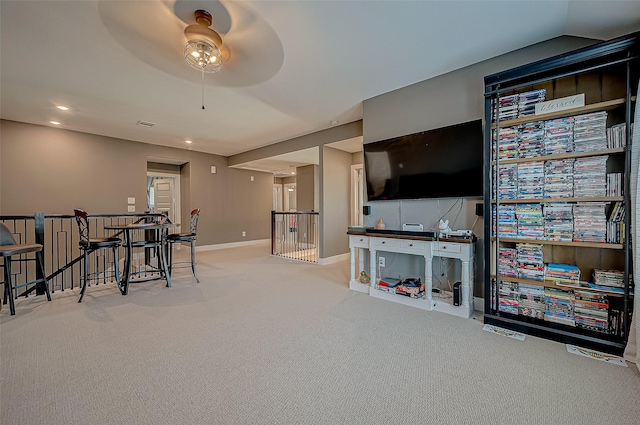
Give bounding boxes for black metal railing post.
[34,212,46,295]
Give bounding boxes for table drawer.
[372,238,397,249]
[350,235,369,248]
[400,240,426,252]
[433,242,461,253]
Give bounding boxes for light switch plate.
[127,197,135,204]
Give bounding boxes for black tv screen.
[364,119,483,201]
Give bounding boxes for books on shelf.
[543,203,573,241]
[545,263,580,284]
[544,287,575,326]
[544,159,574,198]
[572,202,607,243]
[518,283,545,319]
[606,123,633,149]
[517,161,544,198]
[593,269,625,288]
[606,201,625,244]
[516,243,544,281]
[573,111,608,152]
[544,117,574,154]
[606,172,623,197]
[573,156,608,198]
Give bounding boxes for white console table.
[348,232,475,319]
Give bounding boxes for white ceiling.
[2,1,640,173]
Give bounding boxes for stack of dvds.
[573,156,608,197]
[517,161,544,198]
[543,203,573,241]
[494,205,517,238]
[606,123,628,149]
[573,111,608,152]
[498,247,518,277]
[516,243,544,281]
[544,287,575,326]
[545,263,581,284]
[573,202,607,242]
[494,94,519,122]
[493,126,519,159]
[606,172,623,197]
[544,117,574,154]
[518,121,545,158]
[517,89,546,118]
[516,204,544,239]
[544,159,574,198]
[497,164,518,199]
[498,280,519,315]
[574,290,609,333]
[518,283,545,319]
[593,269,625,288]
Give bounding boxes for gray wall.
[320,146,352,258]
[0,120,273,246]
[296,164,317,211]
[362,35,598,296]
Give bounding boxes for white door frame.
[147,171,181,232]
[351,164,364,226]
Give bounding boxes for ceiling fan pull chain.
[201,70,206,110]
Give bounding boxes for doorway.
[147,172,181,229]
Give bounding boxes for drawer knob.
[409,243,413,247]
[442,246,447,249]
[381,241,385,244]
[359,238,363,242]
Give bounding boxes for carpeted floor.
[2,243,639,425]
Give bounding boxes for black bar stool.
[167,208,200,282]
[1,222,51,315]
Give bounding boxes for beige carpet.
[2,243,639,425]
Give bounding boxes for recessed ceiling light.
[56,105,69,111]
[185,140,193,144]
[330,120,339,125]
[50,121,61,125]
[291,172,295,175]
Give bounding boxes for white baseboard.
[196,239,270,252]
[318,253,350,265]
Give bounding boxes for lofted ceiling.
[2,1,640,173]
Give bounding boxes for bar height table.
[104,222,177,295]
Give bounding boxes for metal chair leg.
[36,252,51,302]
[78,249,89,303]
[113,246,122,293]
[168,242,173,276]
[4,258,16,315]
[191,239,199,283]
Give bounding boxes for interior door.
[153,178,175,222]
[273,184,283,211]
[283,183,296,211]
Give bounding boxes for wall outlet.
[127,197,135,204]
[250,176,254,182]
[211,165,217,174]
[242,231,246,237]
[127,205,135,212]
[378,257,385,267]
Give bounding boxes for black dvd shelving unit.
[483,32,639,355]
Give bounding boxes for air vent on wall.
[136,120,156,128]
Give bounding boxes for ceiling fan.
[97,0,284,88]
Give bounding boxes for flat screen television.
[364,119,483,201]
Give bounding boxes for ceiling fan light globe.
[184,39,223,73]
